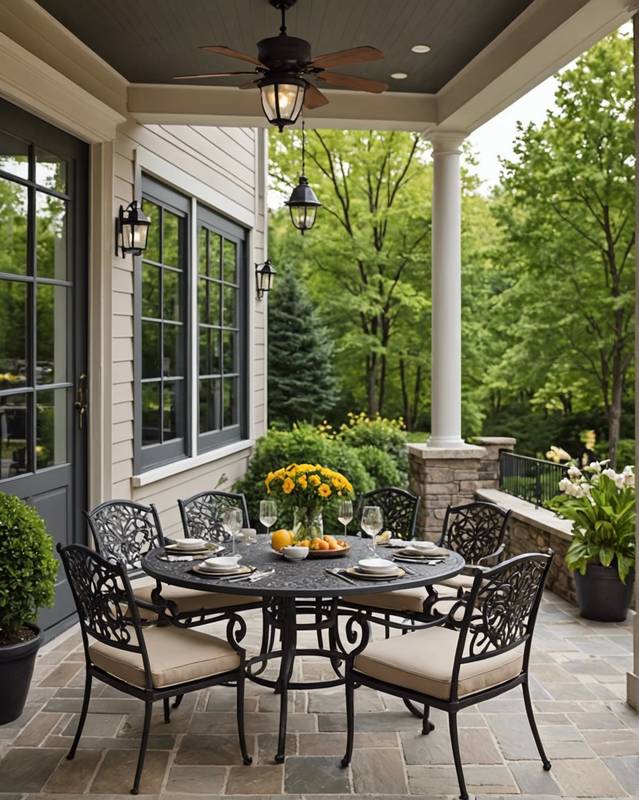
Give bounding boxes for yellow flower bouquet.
[265,463,353,541]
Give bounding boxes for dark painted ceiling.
[36,0,534,94]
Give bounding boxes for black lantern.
[286,121,321,233]
[116,201,151,257]
[258,75,306,132]
[255,259,276,300]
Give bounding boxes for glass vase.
[292,507,324,542]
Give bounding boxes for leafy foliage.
[0,493,58,637]
[336,411,408,482]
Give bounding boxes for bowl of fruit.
[271,530,351,558]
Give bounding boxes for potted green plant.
[0,493,57,723]
[549,462,635,622]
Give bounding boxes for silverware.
[326,567,357,585]
[248,568,274,583]
[397,563,416,575]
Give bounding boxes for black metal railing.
[499,451,569,507]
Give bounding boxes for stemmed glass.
[361,505,383,555]
[338,500,353,538]
[259,499,278,540]
[222,507,243,556]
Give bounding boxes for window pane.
[211,233,222,279]
[163,381,183,441]
[36,388,68,469]
[0,131,29,180]
[0,393,29,478]
[35,149,67,193]
[223,377,238,427]
[163,268,182,321]
[142,262,160,318]
[163,323,183,377]
[37,284,68,385]
[36,193,67,280]
[163,210,182,268]
[0,280,27,390]
[141,382,161,446]
[199,327,220,377]
[0,179,27,275]
[142,321,161,378]
[199,227,208,275]
[141,199,161,262]
[223,239,237,283]
[199,378,220,434]
[198,278,221,326]
[223,284,237,327]
[222,330,236,374]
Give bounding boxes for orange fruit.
[297,539,310,548]
[316,538,330,551]
[324,535,337,547]
[271,529,293,551]
[310,539,321,550]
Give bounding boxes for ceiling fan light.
[259,77,306,131]
[286,175,321,233]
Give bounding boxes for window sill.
[132,439,255,488]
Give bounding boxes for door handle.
[73,373,88,430]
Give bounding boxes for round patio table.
[142,538,464,762]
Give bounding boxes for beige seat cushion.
[349,587,429,614]
[89,625,240,689]
[438,573,476,591]
[130,577,256,620]
[354,625,524,700]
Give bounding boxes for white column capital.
[428,130,467,155]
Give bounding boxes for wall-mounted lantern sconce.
[255,259,276,300]
[116,201,151,257]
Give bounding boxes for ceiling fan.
[174,0,388,131]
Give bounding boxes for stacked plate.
[346,557,404,580]
[165,538,221,556]
[192,555,252,578]
[393,541,449,563]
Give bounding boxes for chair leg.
[341,675,355,768]
[236,671,253,765]
[448,711,469,800]
[421,704,434,735]
[522,679,551,770]
[163,697,171,724]
[172,694,184,710]
[131,700,153,795]
[67,670,92,760]
[384,613,390,639]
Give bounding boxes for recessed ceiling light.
[411,44,431,54]
[390,72,408,80]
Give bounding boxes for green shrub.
[234,423,373,531]
[0,493,57,639]
[338,412,408,482]
[356,445,402,488]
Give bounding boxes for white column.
[427,131,466,449]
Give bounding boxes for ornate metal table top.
[142,538,465,598]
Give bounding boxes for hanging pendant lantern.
[286,121,321,234]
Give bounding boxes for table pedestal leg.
[275,597,297,763]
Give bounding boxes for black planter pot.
[574,563,635,622]
[0,623,41,724]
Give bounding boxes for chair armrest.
[476,542,506,567]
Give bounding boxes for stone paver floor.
[0,591,637,799]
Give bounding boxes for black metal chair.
[178,490,250,543]
[58,543,251,794]
[341,552,553,800]
[356,487,420,539]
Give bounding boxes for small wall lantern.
[255,259,276,300]
[116,201,151,257]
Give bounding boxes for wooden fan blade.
[200,45,263,67]
[239,80,258,90]
[311,46,383,69]
[317,71,388,93]
[174,71,257,80]
[304,84,329,109]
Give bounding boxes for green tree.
[490,32,635,464]
[268,268,338,424]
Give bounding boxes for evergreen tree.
[268,269,338,424]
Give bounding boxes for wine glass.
[361,505,383,554]
[338,500,353,538]
[259,499,277,539]
[222,507,243,556]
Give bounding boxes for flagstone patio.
[0,592,637,800]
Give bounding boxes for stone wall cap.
[407,443,487,459]
[475,488,573,541]
[473,436,517,446]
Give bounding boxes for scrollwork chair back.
[178,490,250,543]
[450,552,552,701]
[86,500,165,574]
[440,501,510,565]
[357,487,420,539]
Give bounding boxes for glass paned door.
[0,100,88,640]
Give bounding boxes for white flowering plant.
[548,462,635,583]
